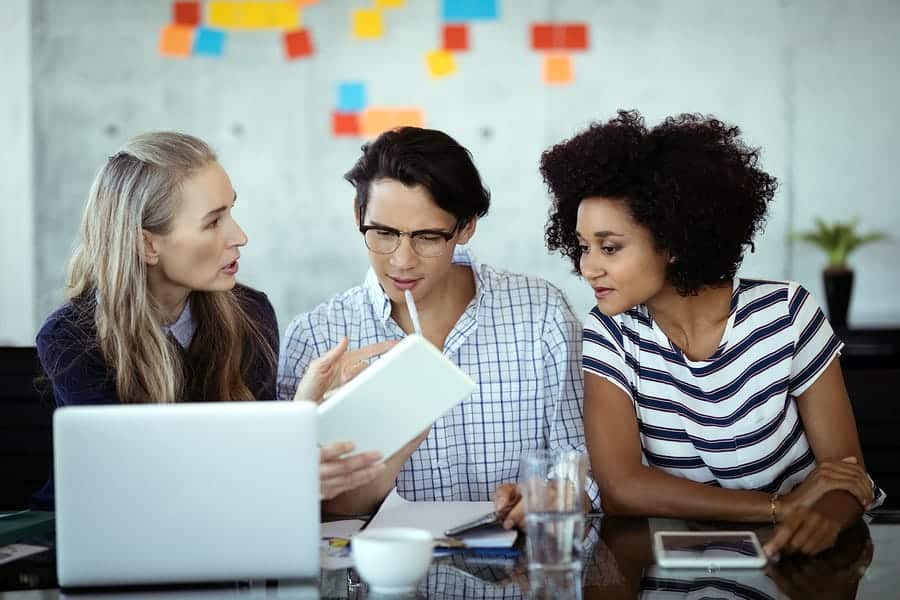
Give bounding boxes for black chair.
[844,367,900,509]
[0,347,54,510]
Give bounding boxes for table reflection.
[0,513,890,600]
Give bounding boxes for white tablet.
[317,334,476,460]
[652,531,767,569]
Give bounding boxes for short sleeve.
[582,308,634,400]
[788,282,844,396]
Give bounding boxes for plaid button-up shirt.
[277,247,599,507]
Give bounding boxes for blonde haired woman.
[33,132,386,508]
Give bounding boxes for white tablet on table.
[317,334,475,460]
[652,531,767,569]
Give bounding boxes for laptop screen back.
[54,401,319,587]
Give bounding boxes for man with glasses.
[277,127,597,521]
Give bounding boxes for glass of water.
[519,449,588,572]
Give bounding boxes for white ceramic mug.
[352,527,433,594]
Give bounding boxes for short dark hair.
[540,110,778,295]
[344,127,490,226]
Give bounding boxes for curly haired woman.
[541,110,884,557]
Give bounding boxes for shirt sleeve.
[542,292,602,510]
[36,317,118,407]
[787,282,844,397]
[276,312,333,401]
[582,308,634,400]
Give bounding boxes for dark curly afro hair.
[540,110,778,296]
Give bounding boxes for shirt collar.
[166,299,197,349]
[363,246,486,325]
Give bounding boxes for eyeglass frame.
[358,219,463,257]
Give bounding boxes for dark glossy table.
[2,512,898,599]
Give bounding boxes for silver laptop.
[53,401,320,587]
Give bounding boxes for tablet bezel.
[652,531,767,569]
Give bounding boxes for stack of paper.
[366,489,518,548]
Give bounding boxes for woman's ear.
[457,217,477,245]
[142,230,160,266]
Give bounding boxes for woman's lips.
[389,276,420,291]
[594,287,613,299]
[221,260,239,275]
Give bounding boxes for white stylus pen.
[404,289,423,337]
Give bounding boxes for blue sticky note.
[337,82,367,113]
[442,0,498,21]
[193,27,226,57]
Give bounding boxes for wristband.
[769,493,780,524]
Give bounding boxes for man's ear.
[457,217,477,245]
[142,230,160,266]
[353,200,361,228]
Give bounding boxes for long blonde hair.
[66,132,274,403]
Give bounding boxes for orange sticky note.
[543,54,573,85]
[361,108,424,137]
[353,9,384,39]
[159,24,194,58]
[425,49,457,78]
[291,0,318,5]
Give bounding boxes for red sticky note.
[531,23,555,50]
[562,23,588,50]
[442,24,469,51]
[173,1,201,27]
[332,112,361,136]
[284,28,314,59]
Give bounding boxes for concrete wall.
[0,0,35,346]
[9,0,900,344]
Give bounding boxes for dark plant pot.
[823,269,854,330]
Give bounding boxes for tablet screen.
[659,533,760,559]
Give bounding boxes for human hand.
[766,526,873,600]
[293,337,398,403]
[493,483,524,530]
[320,441,385,500]
[781,457,873,513]
[763,505,842,557]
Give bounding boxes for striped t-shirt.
[584,278,885,506]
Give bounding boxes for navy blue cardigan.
[31,284,279,509]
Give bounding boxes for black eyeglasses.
[359,222,460,258]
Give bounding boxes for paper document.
[368,489,517,548]
[0,544,47,566]
[321,519,365,539]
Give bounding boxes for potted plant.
[793,218,888,329]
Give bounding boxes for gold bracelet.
[769,493,780,524]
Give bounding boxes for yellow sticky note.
[425,49,457,78]
[375,0,405,8]
[208,1,242,28]
[361,108,425,137]
[272,2,301,28]
[353,9,384,39]
[543,54,573,85]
